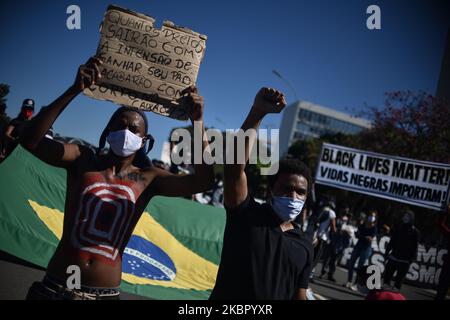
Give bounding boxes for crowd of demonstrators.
[305,197,357,284]
[383,208,420,290]
[0,73,445,300]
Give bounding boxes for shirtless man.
[21,57,214,300]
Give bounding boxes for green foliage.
[0,83,10,105]
[283,91,449,243]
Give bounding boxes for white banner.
[339,236,448,288]
[315,143,450,211]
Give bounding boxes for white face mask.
[106,129,143,157]
[271,196,305,222]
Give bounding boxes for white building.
[279,101,372,156]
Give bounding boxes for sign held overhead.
[83,5,207,120]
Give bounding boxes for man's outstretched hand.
[251,87,287,118]
[71,57,103,93]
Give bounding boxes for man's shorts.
[26,274,120,300]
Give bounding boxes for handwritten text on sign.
[315,143,450,211]
[83,5,207,120]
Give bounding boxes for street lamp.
[272,70,299,102]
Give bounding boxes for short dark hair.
[268,158,312,199]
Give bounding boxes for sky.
[0,0,449,160]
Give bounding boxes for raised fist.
[72,56,103,93]
[252,87,287,116]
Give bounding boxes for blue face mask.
[271,196,305,222]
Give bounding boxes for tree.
[0,83,10,105]
[360,91,450,163]
[286,91,450,244]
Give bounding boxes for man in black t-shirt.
[210,88,313,300]
[383,208,420,290]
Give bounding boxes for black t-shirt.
[9,116,29,138]
[210,196,313,300]
[356,225,378,247]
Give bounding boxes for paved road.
[0,250,148,300]
[0,251,445,300]
[309,263,441,300]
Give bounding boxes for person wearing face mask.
[3,98,35,158]
[313,199,337,281]
[209,88,313,300]
[19,57,214,300]
[383,208,420,290]
[318,207,352,282]
[345,211,378,291]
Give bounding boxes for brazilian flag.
[0,146,225,299]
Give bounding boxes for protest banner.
[83,5,207,120]
[315,143,450,211]
[339,236,448,289]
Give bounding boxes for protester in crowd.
[0,102,11,160]
[21,57,214,300]
[380,224,391,238]
[383,208,420,290]
[194,192,211,204]
[345,211,378,291]
[319,206,353,282]
[311,198,337,278]
[210,88,314,300]
[211,172,224,208]
[336,211,355,262]
[341,211,354,247]
[435,204,450,300]
[3,98,35,158]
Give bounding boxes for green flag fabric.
[0,146,225,299]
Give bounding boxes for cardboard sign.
[315,143,450,211]
[83,5,207,120]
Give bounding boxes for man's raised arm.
[150,86,215,197]
[224,88,286,209]
[19,57,102,168]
